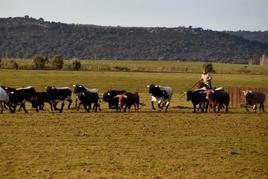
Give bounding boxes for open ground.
[0,61,268,178]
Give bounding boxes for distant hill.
[1,16,268,63]
[225,31,268,45]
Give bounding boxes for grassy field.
[0,62,268,178]
[5,58,268,75]
[1,112,267,178]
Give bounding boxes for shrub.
[238,66,251,74]
[113,66,130,72]
[48,55,64,70]
[33,55,47,69]
[0,60,19,69]
[71,59,81,71]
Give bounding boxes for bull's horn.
[10,91,14,94]
[122,95,128,98]
[114,95,120,98]
[146,85,150,88]
[79,85,82,87]
[73,84,76,87]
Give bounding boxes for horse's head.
[196,81,206,89]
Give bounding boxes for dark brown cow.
[206,89,230,113]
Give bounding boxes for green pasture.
[9,59,268,75]
[0,64,268,178]
[1,68,268,92]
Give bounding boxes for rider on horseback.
[201,69,212,89]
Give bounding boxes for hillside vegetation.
[1,17,268,63]
[225,30,268,44]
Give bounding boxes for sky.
[0,0,268,31]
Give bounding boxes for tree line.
[0,55,81,71]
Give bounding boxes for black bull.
[46,86,72,113]
[186,90,208,113]
[73,84,100,112]
[8,87,37,113]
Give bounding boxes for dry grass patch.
[0,112,267,178]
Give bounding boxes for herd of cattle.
[0,84,266,114]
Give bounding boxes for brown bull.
[206,89,230,113]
